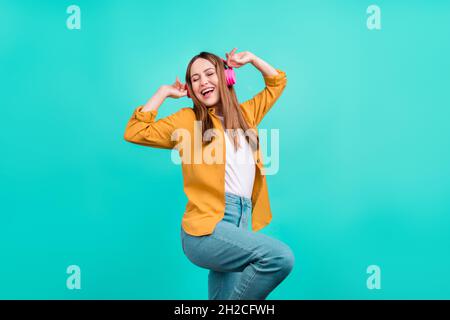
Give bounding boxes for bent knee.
[259,245,295,275]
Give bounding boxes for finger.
[226,53,231,64]
[230,48,237,56]
[177,78,184,90]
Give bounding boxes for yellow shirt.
[124,69,287,236]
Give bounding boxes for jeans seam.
[234,267,257,300]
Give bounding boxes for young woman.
[124,48,294,300]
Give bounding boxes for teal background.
[1,0,450,299]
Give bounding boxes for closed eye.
[191,71,214,82]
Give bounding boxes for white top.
[217,116,256,199]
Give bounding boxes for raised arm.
[123,78,190,149]
[225,48,287,126]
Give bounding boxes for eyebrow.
[191,67,215,79]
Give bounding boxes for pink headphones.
[223,60,237,86]
[185,59,236,98]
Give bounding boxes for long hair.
[185,52,258,152]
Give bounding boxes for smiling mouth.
[201,87,215,98]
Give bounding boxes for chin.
[201,97,220,107]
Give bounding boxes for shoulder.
[179,106,195,115]
[167,106,197,129]
[177,107,196,121]
[167,106,195,118]
[239,102,255,127]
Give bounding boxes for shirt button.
[256,159,260,163]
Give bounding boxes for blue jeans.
[181,192,295,300]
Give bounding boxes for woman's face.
[190,58,220,107]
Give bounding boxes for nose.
[200,76,209,86]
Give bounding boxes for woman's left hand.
[225,48,255,68]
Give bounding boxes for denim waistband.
[225,192,252,208]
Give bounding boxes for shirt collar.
[208,106,224,118]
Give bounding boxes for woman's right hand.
[141,77,187,112]
[163,77,187,99]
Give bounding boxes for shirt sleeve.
[240,69,287,127]
[123,106,190,149]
